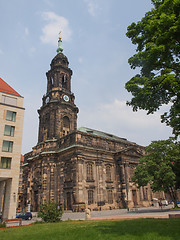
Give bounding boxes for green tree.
[132,138,180,206]
[38,202,63,223]
[126,0,180,136]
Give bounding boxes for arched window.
[88,190,94,205]
[51,77,54,87]
[87,164,93,181]
[106,166,111,182]
[65,164,71,181]
[62,116,70,136]
[45,113,50,138]
[62,74,67,89]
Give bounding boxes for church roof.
[78,127,129,143]
[0,77,21,97]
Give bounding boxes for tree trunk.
[168,187,177,208]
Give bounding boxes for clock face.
[63,95,69,102]
[45,96,50,103]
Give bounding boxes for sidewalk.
[3,206,180,227]
[61,206,180,221]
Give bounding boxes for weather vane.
[59,31,62,40]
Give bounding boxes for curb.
[0,224,32,229]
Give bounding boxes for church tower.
[38,34,79,143]
[22,33,149,213]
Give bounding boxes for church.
[22,35,156,212]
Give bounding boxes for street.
[18,205,180,226]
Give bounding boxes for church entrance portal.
[66,192,72,210]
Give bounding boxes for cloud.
[84,0,100,17]
[78,99,172,146]
[0,49,3,55]
[40,11,72,46]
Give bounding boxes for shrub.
[0,222,6,228]
[38,202,63,223]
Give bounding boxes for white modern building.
[0,77,24,220]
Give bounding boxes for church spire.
[56,31,63,53]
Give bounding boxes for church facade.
[22,37,158,212]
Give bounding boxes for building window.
[4,125,15,136]
[0,157,11,169]
[2,140,13,152]
[51,77,54,87]
[62,74,67,89]
[6,110,16,122]
[108,190,113,204]
[65,164,72,181]
[87,164,93,181]
[2,95,17,106]
[106,166,111,181]
[45,113,50,139]
[88,190,94,205]
[62,116,70,136]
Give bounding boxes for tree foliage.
[132,138,180,204]
[126,0,180,136]
[38,202,63,223]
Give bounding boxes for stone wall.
[22,130,155,212]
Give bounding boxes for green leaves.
[133,138,180,195]
[126,0,180,136]
[127,1,180,200]
[38,202,63,223]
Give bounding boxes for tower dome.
[50,52,69,69]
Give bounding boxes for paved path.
[61,206,180,221]
[5,206,180,227]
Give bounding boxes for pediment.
[116,147,144,158]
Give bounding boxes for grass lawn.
[1,218,180,240]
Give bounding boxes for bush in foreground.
[38,202,63,223]
[0,222,5,228]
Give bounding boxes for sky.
[0,0,173,154]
